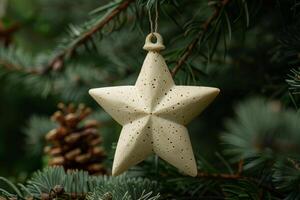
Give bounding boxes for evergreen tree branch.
[41,0,135,75]
[171,0,231,77]
[287,67,300,95]
[0,45,42,75]
[287,158,300,170]
[197,171,283,198]
[0,59,38,74]
[0,167,160,200]
[0,0,136,76]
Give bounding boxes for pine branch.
[41,0,135,75]
[171,0,231,77]
[222,98,300,162]
[287,68,300,96]
[273,158,300,199]
[0,45,42,75]
[197,170,283,198]
[0,59,39,74]
[0,0,136,76]
[287,158,300,170]
[0,167,160,200]
[218,97,300,198]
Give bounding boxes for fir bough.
[0,167,160,200]
[222,98,300,167]
[287,68,300,95]
[273,158,300,200]
[87,176,160,200]
[220,98,300,199]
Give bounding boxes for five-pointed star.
[89,50,219,177]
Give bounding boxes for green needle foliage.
[222,98,300,168]
[221,98,300,199]
[0,167,159,200]
[273,159,300,200]
[87,177,160,200]
[287,68,300,94]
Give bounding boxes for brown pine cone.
[44,103,106,175]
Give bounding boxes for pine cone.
[44,103,106,174]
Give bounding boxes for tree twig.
[0,60,39,74]
[197,170,283,198]
[171,0,230,77]
[237,159,244,175]
[40,0,135,75]
[195,155,283,197]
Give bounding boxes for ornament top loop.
[143,32,165,52]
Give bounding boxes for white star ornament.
[89,33,220,177]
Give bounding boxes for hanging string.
[147,0,159,33]
[154,0,158,32]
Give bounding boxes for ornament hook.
[143,32,165,52]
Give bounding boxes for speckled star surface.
[89,33,220,177]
